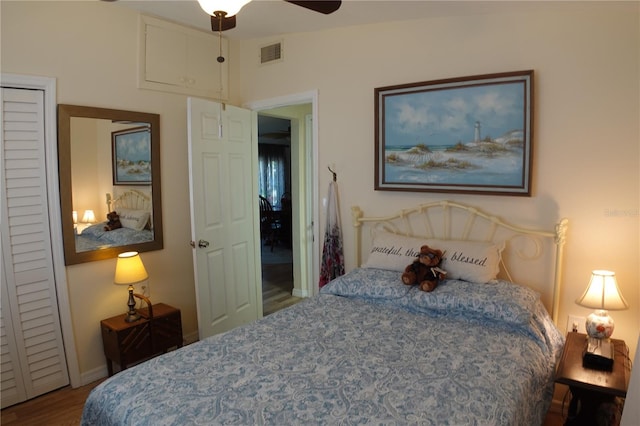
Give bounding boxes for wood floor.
[0,379,104,425]
[262,262,301,316]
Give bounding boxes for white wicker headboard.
[110,189,152,211]
[351,200,568,324]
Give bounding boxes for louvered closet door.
[1,87,69,408]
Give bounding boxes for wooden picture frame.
[375,70,533,196]
[112,127,152,185]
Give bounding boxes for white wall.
[1,1,199,381]
[2,0,638,394]
[236,1,639,356]
[70,117,101,219]
[236,3,639,414]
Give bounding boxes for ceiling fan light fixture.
[197,0,251,17]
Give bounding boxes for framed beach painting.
[112,127,152,185]
[375,70,533,196]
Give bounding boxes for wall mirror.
[57,104,163,265]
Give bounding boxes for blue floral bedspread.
[82,268,564,426]
[75,223,153,252]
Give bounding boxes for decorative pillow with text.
[117,208,150,231]
[430,238,504,284]
[362,232,426,271]
[362,231,504,284]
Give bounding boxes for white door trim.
[0,73,81,388]
[244,90,320,294]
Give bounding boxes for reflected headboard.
[108,189,153,229]
[351,200,568,324]
[110,189,152,211]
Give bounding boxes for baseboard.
[183,331,199,345]
[80,366,108,387]
[292,288,309,298]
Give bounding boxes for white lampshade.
[576,270,628,311]
[72,210,78,224]
[197,0,251,16]
[114,252,149,285]
[576,270,628,339]
[82,209,96,223]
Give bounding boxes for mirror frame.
[57,104,163,265]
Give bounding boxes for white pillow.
[428,238,504,284]
[117,208,150,231]
[362,231,504,284]
[362,231,426,271]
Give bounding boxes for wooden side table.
[555,332,630,425]
[101,303,183,376]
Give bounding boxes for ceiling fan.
[198,0,340,62]
[199,0,342,32]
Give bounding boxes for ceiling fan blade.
[285,0,342,15]
[210,14,237,32]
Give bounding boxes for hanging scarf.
[319,180,345,287]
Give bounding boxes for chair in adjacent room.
[259,196,282,251]
[279,192,292,248]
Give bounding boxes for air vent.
[260,42,282,64]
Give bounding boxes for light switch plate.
[567,315,586,334]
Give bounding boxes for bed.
[75,189,154,252]
[82,200,568,425]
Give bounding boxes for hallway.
[261,244,301,316]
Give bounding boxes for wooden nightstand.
[555,332,630,425]
[101,303,183,376]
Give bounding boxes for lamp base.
[124,285,141,323]
[583,337,614,370]
[585,309,614,339]
[124,311,141,323]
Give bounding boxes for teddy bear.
[401,245,447,292]
[103,211,122,231]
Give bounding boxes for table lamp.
[114,251,148,322]
[576,270,628,369]
[576,270,628,339]
[82,209,96,223]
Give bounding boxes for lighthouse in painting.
[474,121,481,142]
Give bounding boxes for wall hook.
[328,166,337,182]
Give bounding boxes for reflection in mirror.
[58,105,162,265]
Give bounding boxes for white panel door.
[188,98,261,339]
[0,87,69,408]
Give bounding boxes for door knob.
[190,239,210,248]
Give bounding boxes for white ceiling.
[113,0,544,41]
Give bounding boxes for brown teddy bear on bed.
[103,211,122,231]
[401,245,447,292]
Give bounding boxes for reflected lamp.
[82,209,96,223]
[114,251,148,322]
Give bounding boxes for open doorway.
[247,91,319,312]
[257,114,299,315]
